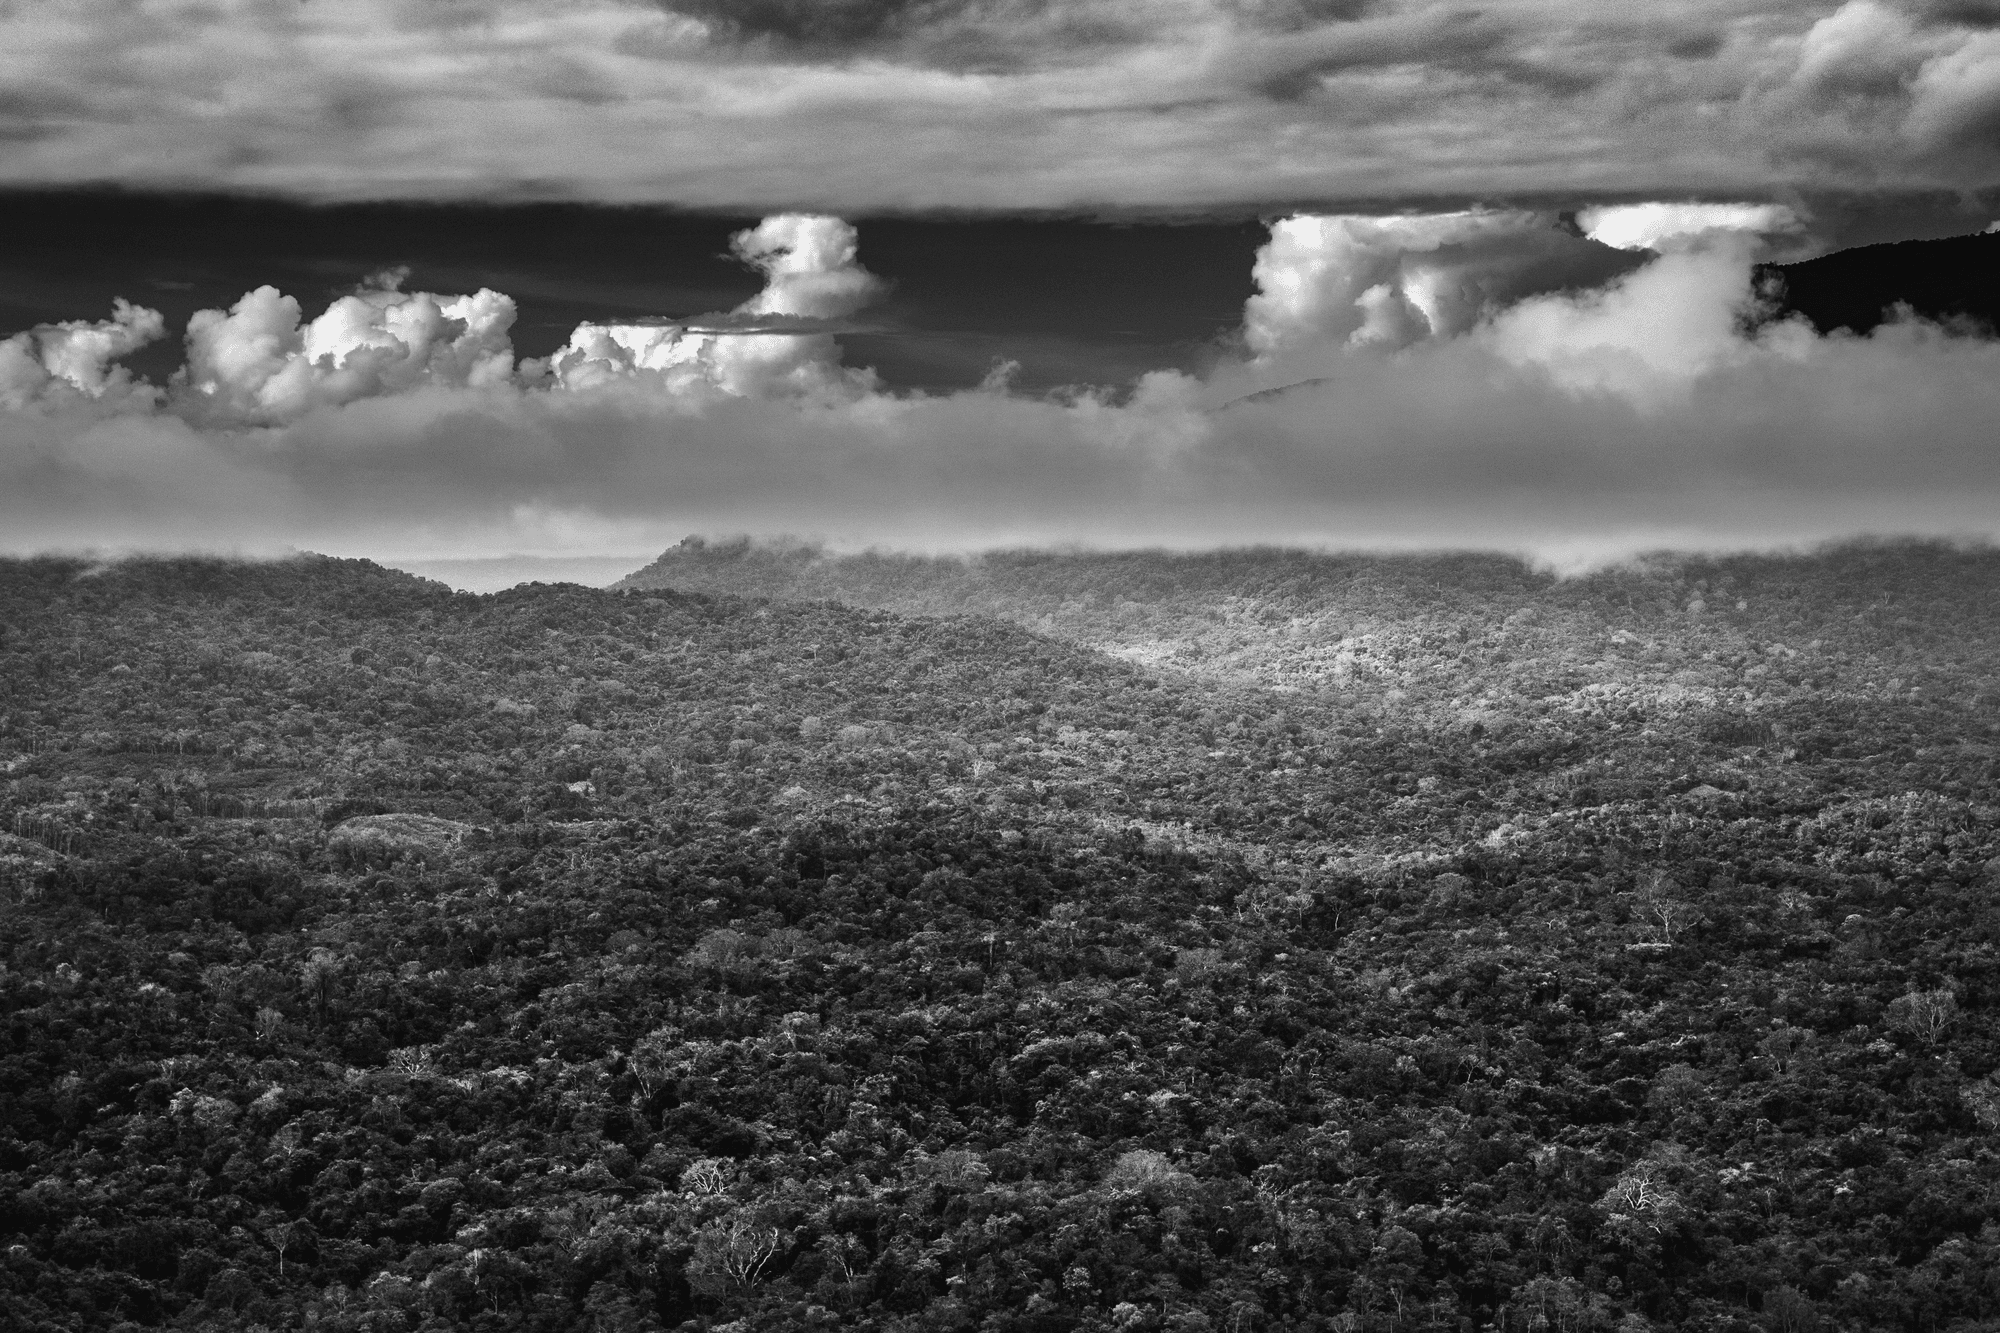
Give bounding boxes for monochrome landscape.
[6,2,2000,1331]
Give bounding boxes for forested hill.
[1764,229,2000,336]
[617,538,2000,709]
[5,552,2000,1333]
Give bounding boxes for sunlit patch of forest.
[3,542,1999,1333]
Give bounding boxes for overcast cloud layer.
[5,1,2000,208]
[4,205,1999,566]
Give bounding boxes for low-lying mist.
[7,207,1999,567]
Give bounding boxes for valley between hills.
[3,540,1999,1333]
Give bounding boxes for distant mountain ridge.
[616,536,2000,712]
[386,554,653,594]
[1765,228,2000,335]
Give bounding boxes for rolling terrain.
[2,546,1998,1332]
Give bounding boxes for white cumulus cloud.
[1238,210,1658,388]
[176,278,519,426]
[732,213,887,320]
[1245,212,1549,358]
[538,214,886,400]
[1236,204,1827,408]
[1479,237,1789,405]
[0,300,166,410]
[5,204,2000,565]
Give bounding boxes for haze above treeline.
[8,200,2000,564]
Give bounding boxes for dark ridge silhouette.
[1764,229,2000,335]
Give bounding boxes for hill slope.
[1765,229,2000,335]
[618,537,2000,713]
[3,553,1999,1332]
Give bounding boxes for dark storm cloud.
[1917,0,2000,27]
[0,84,94,142]
[1666,31,1726,60]
[1225,0,1374,33]
[1242,9,1512,102]
[1776,0,2000,174]
[652,0,1373,73]
[660,0,1372,55]
[2,0,1998,209]
[658,0,966,47]
[1488,59,1605,98]
[650,0,1146,73]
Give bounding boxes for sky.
[8,0,2000,209]
[4,0,2000,567]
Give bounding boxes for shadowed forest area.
[1764,232,2000,339]
[3,541,2000,1332]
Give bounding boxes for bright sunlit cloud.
[1576,203,1807,254]
[533,216,887,400]
[4,204,2000,565]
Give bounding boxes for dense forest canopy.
[3,543,1999,1332]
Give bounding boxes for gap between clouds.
[3,204,1999,563]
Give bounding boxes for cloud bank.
[4,205,2000,565]
[1,299,166,411]
[176,277,520,427]
[537,216,886,399]
[3,1,2000,208]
